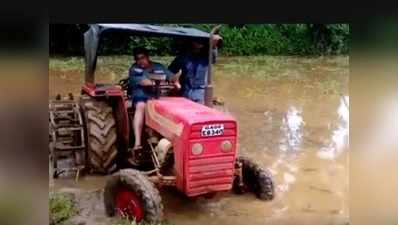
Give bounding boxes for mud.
[49,56,349,225]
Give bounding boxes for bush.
[190,24,348,55]
[50,24,349,56]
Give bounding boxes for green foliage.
[307,24,350,55]
[49,193,77,225]
[50,24,349,56]
[326,24,350,54]
[190,24,348,56]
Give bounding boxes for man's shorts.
[183,88,205,104]
[132,95,149,105]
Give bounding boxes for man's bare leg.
[133,102,146,148]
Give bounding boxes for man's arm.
[139,79,155,86]
[158,63,181,89]
[211,48,218,64]
[140,69,156,86]
[211,34,222,64]
[168,56,183,74]
[130,66,154,86]
[160,65,181,82]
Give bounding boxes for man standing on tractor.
[129,47,180,152]
[168,35,222,104]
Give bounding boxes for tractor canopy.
[84,24,212,84]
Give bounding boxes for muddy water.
[50,56,349,225]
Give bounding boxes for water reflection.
[318,96,349,160]
[279,106,304,152]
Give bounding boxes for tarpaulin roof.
[95,23,210,39]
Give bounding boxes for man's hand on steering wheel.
[118,77,129,90]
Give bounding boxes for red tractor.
[49,24,274,223]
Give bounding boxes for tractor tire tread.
[81,99,118,174]
[104,169,163,223]
[235,156,275,201]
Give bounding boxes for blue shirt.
[129,62,173,100]
[168,49,217,92]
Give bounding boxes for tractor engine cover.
[145,97,237,197]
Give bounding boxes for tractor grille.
[186,155,235,195]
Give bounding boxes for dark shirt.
[168,49,217,92]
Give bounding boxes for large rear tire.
[233,156,275,200]
[81,99,118,174]
[104,169,163,223]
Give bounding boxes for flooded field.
[49,56,349,225]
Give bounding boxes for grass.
[317,78,342,96]
[49,56,84,71]
[49,55,175,74]
[49,193,77,225]
[48,192,172,225]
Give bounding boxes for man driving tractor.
[168,35,222,104]
[129,34,222,152]
[129,47,181,152]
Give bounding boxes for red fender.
[82,83,130,147]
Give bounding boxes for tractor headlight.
[192,143,204,155]
[221,140,232,152]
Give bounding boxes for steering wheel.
[118,74,180,99]
[117,76,172,92]
[118,77,129,91]
[150,78,176,98]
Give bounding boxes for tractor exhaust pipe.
[204,25,222,107]
[84,24,100,84]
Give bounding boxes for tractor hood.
[144,97,236,140]
[144,97,238,196]
[84,24,211,83]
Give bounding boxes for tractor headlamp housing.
[192,143,204,155]
[220,140,232,152]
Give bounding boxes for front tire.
[104,169,163,223]
[233,156,275,200]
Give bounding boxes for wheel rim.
[115,188,144,222]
